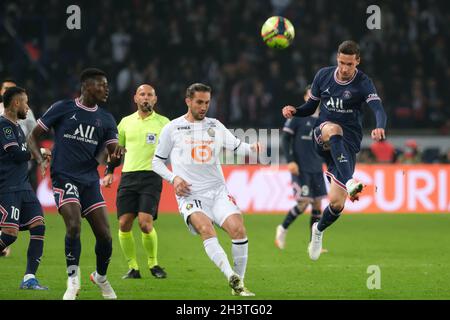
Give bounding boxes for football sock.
[282,206,302,229]
[118,230,139,270]
[0,232,17,251]
[142,228,158,268]
[65,235,81,277]
[231,238,248,281]
[95,237,112,276]
[317,205,343,232]
[203,237,234,280]
[26,225,45,275]
[329,135,353,184]
[310,209,322,239]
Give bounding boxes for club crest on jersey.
[146,133,157,144]
[343,90,352,100]
[3,127,14,140]
[207,128,215,137]
[186,203,193,210]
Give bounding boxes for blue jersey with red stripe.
[309,66,383,153]
[0,116,32,193]
[37,98,118,184]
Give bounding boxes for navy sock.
[26,225,45,275]
[0,232,17,250]
[310,209,322,239]
[95,238,112,276]
[317,205,343,232]
[65,235,81,276]
[329,135,353,184]
[282,206,302,229]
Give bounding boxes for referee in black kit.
[104,84,169,279]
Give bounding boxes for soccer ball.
[261,16,295,49]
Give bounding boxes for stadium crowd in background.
[1,0,449,130]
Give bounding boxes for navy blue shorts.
[313,125,356,190]
[52,176,106,217]
[0,190,44,231]
[291,171,327,201]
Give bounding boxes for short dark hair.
[2,86,26,108]
[338,40,360,58]
[80,68,107,83]
[186,83,212,99]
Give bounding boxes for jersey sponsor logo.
[177,126,191,130]
[146,133,157,144]
[63,124,98,145]
[191,145,213,163]
[325,97,353,113]
[3,127,14,140]
[343,90,352,99]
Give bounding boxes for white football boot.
[90,271,117,299]
[275,225,287,249]
[308,222,323,261]
[63,267,81,300]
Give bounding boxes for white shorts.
[176,184,241,235]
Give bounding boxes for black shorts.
[0,190,44,231]
[292,171,327,201]
[116,171,162,219]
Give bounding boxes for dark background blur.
[1,0,449,134]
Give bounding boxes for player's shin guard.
[0,232,17,251]
[310,209,322,239]
[95,238,112,276]
[26,225,45,275]
[317,205,343,232]
[65,235,81,276]
[282,206,302,229]
[203,237,234,280]
[329,135,353,184]
[231,238,248,281]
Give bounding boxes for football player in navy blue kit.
[0,87,51,290]
[29,68,122,300]
[282,41,387,261]
[275,85,328,251]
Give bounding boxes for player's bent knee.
[322,123,343,141]
[196,224,216,238]
[66,224,81,238]
[1,227,19,238]
[139,222,153,233]
[297,201,309,212]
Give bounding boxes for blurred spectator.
[370,139,396,163]
[357,147,376,164]
[0,0,448,137]
[397,139,422,164]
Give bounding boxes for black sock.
[282,206,302,229]
[310,209,322,239]
[95,238,112,276]
[65,235,81,277]
[329,135,352,184]
[0,232,17,251]
[26,225,45,275]
[317,205,343,232]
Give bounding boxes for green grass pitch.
[1,213,450,300]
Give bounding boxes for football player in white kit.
[152,83,260,296]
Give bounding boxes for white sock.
[203,237,234,280]
[231,238,248,281]
[95,271,107,283]
[23,274,35,281]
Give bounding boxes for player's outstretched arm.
[282,98,320,119]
